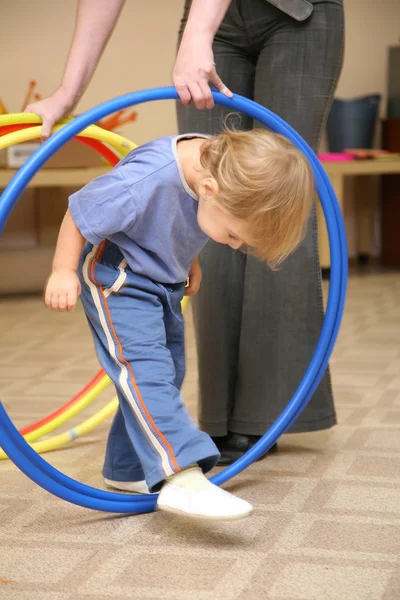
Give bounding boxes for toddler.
[45,128,313,519]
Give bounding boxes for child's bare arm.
[45,209,86,312]
[52,209,85,272]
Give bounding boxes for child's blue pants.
[78,241,219,492]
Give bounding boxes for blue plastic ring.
[0,87,347,513]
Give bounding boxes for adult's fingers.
[209,68,233,99]
[24,105,55,142]
[196,78,214,109]
[186,81,207,110]
[175,77,212,110]
[174,79,192,106]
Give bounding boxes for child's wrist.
[51,266,77,275]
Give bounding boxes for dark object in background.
[381,119,400,267]
[387,46,400,118]
[380,45,400,268]
[327,95,381,152]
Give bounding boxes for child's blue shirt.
[69,135,209,283]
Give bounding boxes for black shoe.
[212,432,278,466]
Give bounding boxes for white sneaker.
[104,478,155,494]
[157,481,253,520]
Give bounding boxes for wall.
[336,0,399,112]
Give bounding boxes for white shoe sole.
[157,503,253,521]
[104,478,155,495]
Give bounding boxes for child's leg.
[79,243,219,491]
[156,285,252,518]
[102,398,154,493]
[102,402,145,482]
[84,317,148,489]
[79,243,252,518]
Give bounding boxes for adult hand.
[24,87,75,142]
[173,34,232,110]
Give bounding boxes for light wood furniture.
[0,167,109,189]
[318,158,400,268]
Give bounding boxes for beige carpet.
[0,271,400,600]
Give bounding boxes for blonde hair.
[200,128,314,269]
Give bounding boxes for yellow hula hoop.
[19,398,119,457]
[0,122,136,156]
[0,115,189,458]
[0,113,70,125]
[0,374,110,460]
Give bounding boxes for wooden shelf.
[0,166,110,189]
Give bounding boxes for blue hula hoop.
[0,87,347,514]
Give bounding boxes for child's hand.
[185,257,202,296]
[44,269,81,312]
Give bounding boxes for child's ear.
[199,177,219,200]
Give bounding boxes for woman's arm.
[56,0,125,109]
[45,210,86,312]
[174,0,233,109]
[26,0,125,140]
